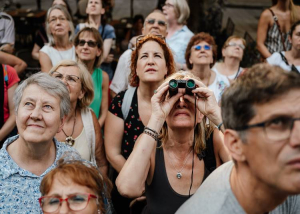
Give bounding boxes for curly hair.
[185,32,217,70]
[129,34,176,87]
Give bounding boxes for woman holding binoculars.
[104,34,175,214]
[116,71,230,214]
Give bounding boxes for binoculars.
[168,79,196,97]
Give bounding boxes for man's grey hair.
[13,72,70,118]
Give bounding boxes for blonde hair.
[49,60,94,110]
[290,1,300,24]
[159,71,215,154]
[173,0,190,25]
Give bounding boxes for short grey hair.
[13,72,71,118]
[45,4,75,46]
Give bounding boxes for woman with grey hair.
[0,72,80,213]
[39,4,75,72]
[162,0,194,70]
[49,60,108,176]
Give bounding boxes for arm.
[0,51,27,74]
[102,38,114,63]
[31,43,41,61]
[0,83,18,141]
[116,82,183,198]
[212,129,231,167]
[0,44,14,54]
[104,112,126,172]
[98,71,109,127]
[257,9,272,59]
[92,110,108,176]
[39,51,53,73]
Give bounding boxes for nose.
[176,96,188,108]
[30,106,42,121]
[61,76,69,85]
[58,200,69,214]
[289,119,300,147]
[147,55,155,65]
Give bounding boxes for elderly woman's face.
[76,31,101,63]
[48,9,70,38]
[162,0,176,22]
[43,175,98,213]
[16,84,64,144]
[189,41,213,67]
[222,38,244,61]
[136,40,168,84]
[52,66,84,104]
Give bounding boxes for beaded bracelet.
[144,126,159,136]
[217,122,223,130]
[143,130,158,141]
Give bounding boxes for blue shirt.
[75,23,116,40]
[0,135,80,214]
[166,25,194,64]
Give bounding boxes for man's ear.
[224,129,246,162]
[57,115,66,133]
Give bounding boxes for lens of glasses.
[204,45,211,50]
[158,20,166,26]
[41,197,61,213]
[265,117,292,141]
[68,194,90,211]
[78,40,97,47]
[147,19,155,24]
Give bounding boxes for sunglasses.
[77,40,99,48]
[193,45,211,51]
[227,42,245,50]
[146,19,167,27]
[136,35,165,49]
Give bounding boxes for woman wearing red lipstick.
[116,71,230,214]
[104,34,175,214]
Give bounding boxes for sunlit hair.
[185,32,217,69]
[74,27,104,68]
[172,0,190,25]
[40,159,112,214]
[159,71,215,154]
[45,5,75,46]
[222,35,246,49]
[272,0,300,24]
[49,60,94,110]
[129,34,176,87]
[13,72,70,119]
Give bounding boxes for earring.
[98,209,101,214]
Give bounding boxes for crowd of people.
[1,0,300,213]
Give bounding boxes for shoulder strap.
[121,86,136,120]
[0,64,5,128]
[279,52,289,65]
[269,9,287,51]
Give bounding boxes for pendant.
[177,172,182,179]
[65,136,75,146]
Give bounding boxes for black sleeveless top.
[144,134,215,214]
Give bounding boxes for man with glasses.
[110,9,168,98]
[177,64,300,214]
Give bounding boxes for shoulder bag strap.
[0,64,5,128]
[121,86,136,120]
[269,9,287,51]
[279,52,290,65]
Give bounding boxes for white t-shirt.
[212,63,243,80]
[40,44,76,67]
[267,51,300,72]
[208,70,230,103]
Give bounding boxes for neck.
[54,36,71,49]
[276,0,290,11]
[191,65,211,80]
[223,58,240,74]
[80,59,95,74]
[165,127,194,155]
[65,103,77,122]
[89,15,101,26]
[289,48,300,59]
[231,164,288,214]
[167,20,183,37]
[138,80,163,100]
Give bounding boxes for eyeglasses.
[135,34,165,49]
[77,39,99,48]
[235,116,300,141]
[49,16,67,24]
[146,19,167,27]
[51,71,80,85]
[162,3,174,8]
[227,42,245,50]
[193,45,211,51]
[39,193,97,213]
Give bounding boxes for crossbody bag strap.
[0,64,5,128]
[269,9,287,51]
[121,86,136,120]
[279,52,289,65]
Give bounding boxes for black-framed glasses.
[135,35,165,49]
[235,116,300,141]
[39,193,97,213]
[193,45,211,51]
[77,39,99,48]
[146,19,167,27]
[227,42,245,50]
[51,71,80,85]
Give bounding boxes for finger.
[155,81,169,93]
[193,79,207,88]
[153,84,169,99]
[192,87,214,98]
[183,94,196,104]
[167,92,183,108]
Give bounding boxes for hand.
[183,79,221,125]
[151,81,182,123]
[104,54,114,63]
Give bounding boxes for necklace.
[62,111,76,146]
[167,148,193,179]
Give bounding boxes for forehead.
[88,0,102,5]
[79,31,96,40]
[21,84,60,104]
[56,65,80,76]
[194,40,210,46]
[229,38,243,44]
[139,40,164,53]
[49,9,65,17]
[52,0,66,6]
[293,25,300,33]
[146,12,167,23]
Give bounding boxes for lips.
[146,68,157,72]
[27,124,44,128]
[287,157,300,166]
[174,111,190,116]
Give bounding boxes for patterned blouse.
[0,135,79,213]
[109,88,144,159]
